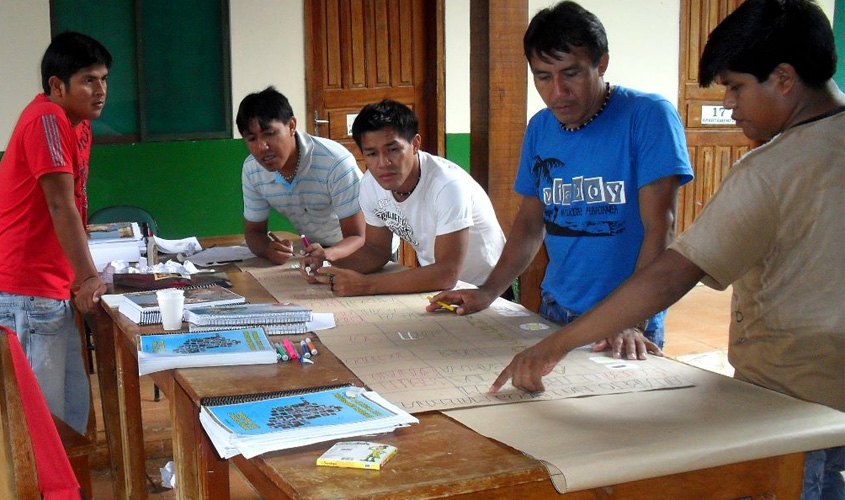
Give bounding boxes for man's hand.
[313,267,365,296]
[490,334,568,393]
[426,288,498,315]
[591,328,663,360]
[300,246,327,283]
[71,275,107,314]
[266,238,294,265]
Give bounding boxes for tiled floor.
[88,284,733,499]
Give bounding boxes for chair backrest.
[0,331,40,500]
[88,205,158,235]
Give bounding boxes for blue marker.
[299,340,312,359]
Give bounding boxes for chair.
[86,205,163,401]
[1,328,92,500]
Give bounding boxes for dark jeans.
[538,291,664,349]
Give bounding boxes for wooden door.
[677,0,756,233]
[304,0,444,163]
[304,0,444,266]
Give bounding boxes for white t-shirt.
[359,151,505,286]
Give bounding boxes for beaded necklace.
[559,82,613,132]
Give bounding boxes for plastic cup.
[156,289,185,330]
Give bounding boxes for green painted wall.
[445,133,471,171]
[75,133,472,239]
[87,139,295,239]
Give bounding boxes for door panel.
[305,0,444,267]
[677,0,756,234]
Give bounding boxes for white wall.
[0,0,836,145]
[229,0,305,138]
[0,0,52,146]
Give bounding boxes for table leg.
[91,312,130,499]
[114,321,149,499]
[172,377,229,500]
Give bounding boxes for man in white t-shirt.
[304,100,505,296]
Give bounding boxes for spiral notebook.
[118,283,246,325]
[199,385,418,459]
[183,302,312,326]
[136,327,277,375]
[188,322,308,335]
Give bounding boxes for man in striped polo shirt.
[238,87,366,266]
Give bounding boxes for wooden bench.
[0,331,93,499]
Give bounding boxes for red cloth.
[0,94,91,300]
[2,325,82,500]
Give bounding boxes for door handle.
[313,110,329,136]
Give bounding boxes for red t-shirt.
[0,94,91,300]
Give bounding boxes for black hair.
[236,86,295,135]
[699,0,836,87]
[523,1,608,65]
[351,99,418,149]
[41,31,112,95]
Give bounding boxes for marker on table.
[304,337,318,356]
[274,342,289,362]
[281,338,299,360]
[427,295,457,312]
[299,340,312,359]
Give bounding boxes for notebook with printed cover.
[199,385,418,459]
[183,302,312,326]
[136,327,277,375]
[118,283,245,325]
[86,221,142,243]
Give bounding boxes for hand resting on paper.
[592,328,663,360]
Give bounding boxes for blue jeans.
[802,446,845,500]
[539,292,665,349]
[0,292,90,435]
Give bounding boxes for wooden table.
[92,239,804,500]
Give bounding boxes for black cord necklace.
[392,165,421,198]
[559,82,613,132]
[281,134,302,183]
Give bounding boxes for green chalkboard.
[51,0,232,142]
[138,0,232,141]
[51,0,140,138]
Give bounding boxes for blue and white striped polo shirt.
[242,130,362,246]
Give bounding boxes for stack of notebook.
[184,302,313,335]
[86,221,144,270]
[198,385,418,459]
[136,327,277,376]
[118,284,246,325]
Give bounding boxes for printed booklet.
[136,327,277,375]
[199,385,417,459]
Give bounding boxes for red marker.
[300,234,311,248]
[281,338,299,360]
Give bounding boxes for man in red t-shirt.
[0,32,111,434]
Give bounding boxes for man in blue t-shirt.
[429,1,692,359]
